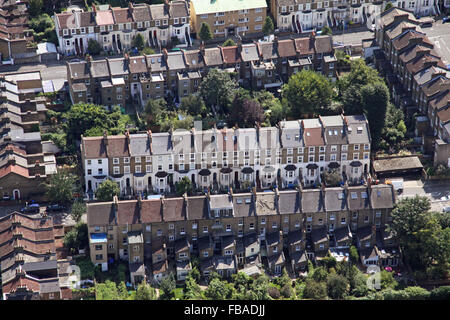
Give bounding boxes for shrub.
[268,286,281,299]
[429,286,450,300]
[303,279,327,299]
[280,284,293,299]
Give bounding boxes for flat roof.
[191,0,267,15]
[373,156,423,174]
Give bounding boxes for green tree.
[141,47,156,55]
[143,98,167,126]
[321,25,332,36]
[361,82,389,148]
[222,38,236,47]
[199,68,238,114]
[135,281,157,300]
[118,282,129,300]
[280,283,293,299]
[44,170,77,204]
[184,271,203,299]
[229,95,265,128]
[311,266,329,282]
[349,246,359,264]
[95,179,120,202]
[28,0,43,18]
[384,2,393,11]
[303,279,327,299]
[199,22,213,41]
[70,200,86,222]
[175,176,193,196]
[380,270,398,290]
[429,286,450,300]
[96,280,120,300]
[159,273,176,300]
[272,269,291,288]
[64,222,88,254]
[326,274,349,299]
[64,103,126,145]
[88,39,102,55]
[386,196,443,270]
[133,33,145,51]
[180,94,207,117]
[282,70,334,118]
[339,59,382,94]
[262,16,274,36]
[249,274,270,300]
[205,278,235,300]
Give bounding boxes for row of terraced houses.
[67,33,337,108]
[86,183,399,284]
[80,115,371,199]
[373,7,450,167]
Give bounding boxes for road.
[398,179,450,212]
[422,20,450,66]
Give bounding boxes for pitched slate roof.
[87,202,116,226]
[90,60,109,78]
[112,7,134,24]
[324,188,348,212]
[202,47,223,66]
[240,44,259,62]
[232,193,255,217]
[162,197,186,222]
[186,196,209,220]
[128,56,148,74]
[277,39,296,57]
[301,190,325,213]
[257,41,278,60]
[370,185,395,209]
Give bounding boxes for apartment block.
[86,183,397,282]
[53,1,191,55]
[0,211,73,300]
[190,0,267,38]
[373,7,450,167]
[0,72,58,201]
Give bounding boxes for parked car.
[46,203,65,212]
[443,206,450,213]
[2,195,11,201]
[20,203,40,214]
[442,16,450,23]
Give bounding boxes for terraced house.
[80,115,370,199]
[373,7,450,167]
[66,32,336,107]
[53,1,191,55]
[270,0,440,33]
[86,182,398,283]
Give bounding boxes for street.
[398,178,450,212]
[422,20,450,66]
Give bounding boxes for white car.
[443,206,450,213]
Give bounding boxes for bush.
[429,286,450,300]
[303,279,327,299]
[268,286,281,299]
[326,274,349,299]
[280,284,293,299]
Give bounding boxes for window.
[249,223,254,230]
[203,226,208,233]
[124,157,130,164]
[95,254,103,260]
